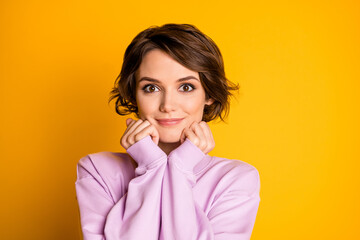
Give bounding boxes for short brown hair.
[108,23,239,122]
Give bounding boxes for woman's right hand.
[120,118,160,150]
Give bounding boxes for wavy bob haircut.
[109,23,239,122]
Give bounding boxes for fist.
[120,118,160,149]
[180,121,215,154]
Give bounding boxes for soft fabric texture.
[75,135,260,240]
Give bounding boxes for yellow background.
[1,0,359,239]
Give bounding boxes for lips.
[156,118,184,126]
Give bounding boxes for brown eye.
[179,84,194,92]
[143,84,159,93]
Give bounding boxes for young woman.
[75,24,260,240]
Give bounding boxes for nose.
[159,91,177,113]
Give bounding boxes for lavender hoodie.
[75,135,260,240]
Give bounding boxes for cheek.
[137,101,152,117]
[136,95,158,119]
[183,98,206,117]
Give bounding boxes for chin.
[158,130,182,143]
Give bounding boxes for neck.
[158,141,181,155]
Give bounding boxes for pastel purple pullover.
[75,135,260,240]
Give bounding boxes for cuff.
[168,138,206,173]
[127,135,167,168]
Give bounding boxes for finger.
[191,122,207,151]
[134,124,159,145]
[123,118,140,135]
[121,119,143,148]
[199,121,214,145]
[127,120,151,145]
[123,119,143,137]
[198,121,211,140]
[126,118,134,126]
[199,121,215,153]
[191,122,206,140]
[183,127,200,147]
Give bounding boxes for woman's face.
[135,49,213,144]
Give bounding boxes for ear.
[205,98,214,106]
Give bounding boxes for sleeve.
[75,136,167,240]
[159,139,260,240]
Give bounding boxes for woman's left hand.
[180,121,215,154]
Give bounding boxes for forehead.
[136,49,199,82]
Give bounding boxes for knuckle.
[134,133,142,142]
[128,139,134,146]
[120,139,128,149]
[127,135,134,144]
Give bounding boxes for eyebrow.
[138,76,199,83]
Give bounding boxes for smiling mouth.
[156,118,184,126]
